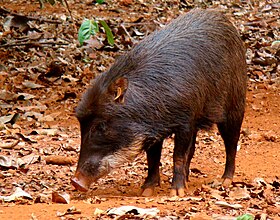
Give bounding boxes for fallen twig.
[63,0,77,32]
[122,22,156,26]
[45,155,75,165]
[244,18,278,27]
[0,7,62,24]
[120,24,136,44]
[0,41,69,48]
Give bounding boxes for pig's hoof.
[222,178,233,188]
[141,187,155,197]
[170,188,185,197]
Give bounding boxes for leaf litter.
[0,187,32,202]
[0,0,279,219]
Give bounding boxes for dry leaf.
[0,187,32,202]
[229,187,251,200]
[0,139,19,149]
[32,129,58,136]
[215,201,243,209]
[93,208,105,216]
[0,155,23,169]
[107,206,159,217]
[22,81,44,89]
[56,206,81,216]
[52,191,70,204]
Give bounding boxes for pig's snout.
[71,171,92,192]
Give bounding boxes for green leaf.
[38,0,44,8]
[82,58,91,63]
[96,0,105,4]
[78,19,99,46]
[237,214,254,220]
[47,0,56,5]
[99,20,114,46]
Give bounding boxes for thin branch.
[244,18,278,27]
[0,41,69,48]
[120,24,136,44]
[63,0,77,32]
[0,7,62,24]
[121,22,156,26]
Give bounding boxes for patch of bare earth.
[0,0,279,219]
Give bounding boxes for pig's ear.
[108,77,128,104]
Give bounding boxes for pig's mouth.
[72,140,144,192]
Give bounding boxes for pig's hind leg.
[218,109,244,187]
[185,131,197,182]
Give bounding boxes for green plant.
[38,0,64,8]
[78,19,114,46]
[96,0,105,4]
[237,214,254,220]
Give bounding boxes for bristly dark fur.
[74,9,247,192]
[76,9,246,134]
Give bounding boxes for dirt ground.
[0,0,279,219]
[1,83,279,219]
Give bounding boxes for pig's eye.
[96,122,106,133]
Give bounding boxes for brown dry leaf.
[0,155,23,169]
[0,90,18,101]
[107,206,160,217]
[56,206,81,217]
[34,194,50,204]
[83,38,104,49]
[253,178,268,187]
[21,154,40,165]
[215,201,243,209]
[22,81,44,89]
[32,129,58,136]
[16,105,47,112]
[266,206,280,215]
[0,138,19,149]
[17,93,36,100]
[93,208,105,216]
[38,115,54,122]
[0,187,33,202]
[23,111,43,120]
[229,187,251,200]
[85,196,106,204]
[52,191,70,204]
[16,133,37,144]
[210,189,224,200]
[3,15,30,32]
